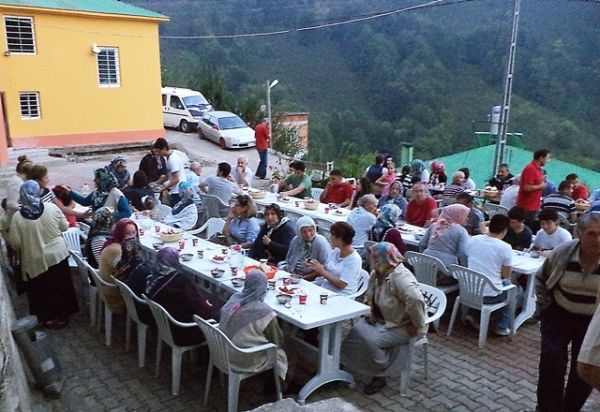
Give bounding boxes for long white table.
[135,219,370,404]
[252,192,351,223]
[510,250,545,330]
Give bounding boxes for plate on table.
[244,264,277,279]
[278,286,299,296]
[333,209,347,216]
[279,197,293,203]
[211,255,229,264]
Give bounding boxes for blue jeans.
[256,149,268,179]
[537,303,593,412]
[484,291,510,330]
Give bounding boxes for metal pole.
[493,0,521,177]
[266,81,272,150]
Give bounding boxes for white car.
[197,111,256,149]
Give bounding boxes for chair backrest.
[404,251,448,287]
[441,196,455,207]
[70,251,91,287]
[314,217,335,241]
[86,260,116,303]
[482,203,509,219]
[418,283,447,325]
[173,204,199,231]
[193,315,235,373]
[144,296,194,347]
[448,265,496,308]
[156,204,173,222]
[285,210,304,230]
[311,188,324,200]
[347,269,370,300]
[113,277,146,324]
[78,222,91,241]
[205,217,226,239]
[63,228,82,256]
[201,194,229,219]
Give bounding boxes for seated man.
[455,192,484,235]
[230,156,254,188]
[503,206,533,251]
[488,163,514,191]
[405,182,438,227]
[185,161,202,196]
[566,173,589,201]
[278,160,312,199]
[320,169,353,207]
[200,162,240,205]
[532,208,573,257]
[138,146,168,185]
[465,214,513,336]
[347,194,378,248]
[542,180,577,223]
[442,171,467,199]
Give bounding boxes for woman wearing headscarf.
[106,156,130,190]
[146,247,219,346]
[341,242,426,395]
[67,168,132,220]
[249,204,295,264]
[9,180,79,328]
[219,269,288,381]
[284,216,331,275]
[164,181,199,230]
[418,204,470,281]
[377,181,408,215]
[85,207,115,269]
[99,218,139,314]
[428,160,447,187]
[371,204,407,255]
[410,159,429,184]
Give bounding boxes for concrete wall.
[0,241,33,412]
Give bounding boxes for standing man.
[535,212,600,412]
[138,146,167,185]
[231,156,254,188]
[153,138,185,206]
[516,149,551,231]
[254,118,269,180]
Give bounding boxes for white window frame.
[96,47,121,88]
[4,15,36,54]
[19,92,40,120]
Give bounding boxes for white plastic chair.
[164,204,198,231]
[144,297,205,396]
[200,193,229,219]
[285,210,304,230]
[63,227,82,267]
[113,278,150,368]
[482,203,509,219]
[155,204,172,222]
[314,217,335,242]
[311,187,324,200]
[77,222,91,242]
[347,269,369,300]
[70,251,98,328]
[404,251,458,298]
[88,264,117,346]
[187,217,226,239]
[447,265,516,348]
[193,315,282,412]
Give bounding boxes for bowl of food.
[243,264,277,279]
[210,268,225,278]
[275,294,292,305]
[289,274,303,284]
[248,189,266,199]
[211,255,228,264]
[180,253,194,262]
[160,228,183,243]
[152,242,165,251]
[231,277,246,288]
[303,199,320,210]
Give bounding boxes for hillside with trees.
[131,0,600,171]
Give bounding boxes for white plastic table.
[137,223,370,404]
[252,192,351,223]
[510,250,545,330]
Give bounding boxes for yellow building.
[0,0,169,165]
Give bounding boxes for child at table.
[503,206,533,251]
[532,208,572,257]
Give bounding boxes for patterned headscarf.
[219,270,272,339]
[101,218,138,251]
[410,159,425,174]
[172,181,195,214]
[114,237,145,282]
[93,207,115,231]
[430,204,470,241]
[19,180,44,220]
[107,156,130,189]
[430,160,445,173]
[371,242,403,270]
[146,247,182,297]
[92,168,119,211]
[372,204,401,242]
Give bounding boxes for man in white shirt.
[500,175,520,210]
[230,156,254,188]
[153,138,186,205]
[347,194,378,248]
[465,214,514,336]
[533,208,573,256]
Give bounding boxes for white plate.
[211,256,229,264]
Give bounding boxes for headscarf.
[145,247,182,297]
[219,270,272,339]
[410,159,425,174]
[372,204,401,242]
[296,216,317,259]
[107,156,130,189]
[114,237,144,281]
[430,160,445,173]
[91,207,115,234]
[101,218,138,251]
[263,203,289,237]
[430,204,470,241]
[92,168,119,211]
[172,181,195,214]
[19,180,44,220]
[371,242,403,270]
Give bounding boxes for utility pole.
[493,0,521,176]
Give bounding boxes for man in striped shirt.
[535,212,600,412]
[541,180,577,223]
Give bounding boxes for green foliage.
[271,118,304,158]
[337,153,373,179]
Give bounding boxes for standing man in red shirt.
[516,149,551,231]
[320,169,354,207]
[254,118,269,179]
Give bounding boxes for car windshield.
[182,95,209,108]
[218,116,247,130]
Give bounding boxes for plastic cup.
[320,292,328,304]
[283,278,291,286]
[294,201,299,207]
[178,240,186,250]
[298,293,307,305]
[197,250,204,259]
[268,280,276,290]
[192,238,198,247]
[155,225,160,233]
[230,266,238,276]
[324,207,330,214]
[139,228,145,236]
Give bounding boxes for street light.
[266,79,279,149]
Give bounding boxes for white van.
[161,87,213,133]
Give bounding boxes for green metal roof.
[426,145,600,190]
[0,0,168,20]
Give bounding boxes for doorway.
[1,92,12,148]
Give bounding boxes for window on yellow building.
[4,16,36,54]
[97,47,120,87]
[19,92,40,119]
